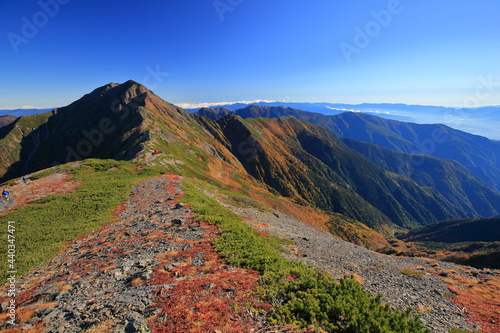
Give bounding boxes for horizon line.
[2,100,500,111]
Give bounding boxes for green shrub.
[400,270,426,276]
[181,180,430,333]
[449,329,479,333]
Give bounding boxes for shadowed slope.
[343,138,500,217]
[210,115,469,230]
[197,106,500,191]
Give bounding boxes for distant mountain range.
[196,106,500,192]
[2,81,500,241]
[4,101,500,140]
[187,101,500,140]
[0,108,53,117]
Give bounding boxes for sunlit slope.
[212,115,470,230]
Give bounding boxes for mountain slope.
[196,106,500,191]
[402,217,500,243]
[0,163,435,332]
[327,112,500,192]
[0,171,275,332]
[0,81,244,183]
[0,115,16,128]
[0,113,53,179]
[1,82,393,248]
[0,82,149,182]
[343,138,500,217]
[207,115,480,230]
[3,82,498,234]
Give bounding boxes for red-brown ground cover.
[0,173,307,332]
[444,274,500,333]
[0,173,83,217]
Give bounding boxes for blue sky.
[1,0,499,109]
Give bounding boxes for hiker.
[2,189,9,199]
[22,176,28,184]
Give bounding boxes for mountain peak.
[88,82,120,96]
[110,80,150,103]
[119,79,147,93]
[88,80,150,99]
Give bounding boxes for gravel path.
[0,175,274,332]
[224,205,493,333]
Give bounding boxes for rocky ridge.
[222,204,499,333]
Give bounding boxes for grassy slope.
[0,157,428,331]
[0,159,165,282]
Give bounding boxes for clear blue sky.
[1,0,499,109]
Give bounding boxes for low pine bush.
[182,180,430,333]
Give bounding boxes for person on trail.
[22,176,28,184]
[2,189,9,199]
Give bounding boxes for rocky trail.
[0,175,282,333]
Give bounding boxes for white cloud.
[20,105,53,109]
[325,106,360,112]
[325,106,390,115]
[174,100,278,110]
